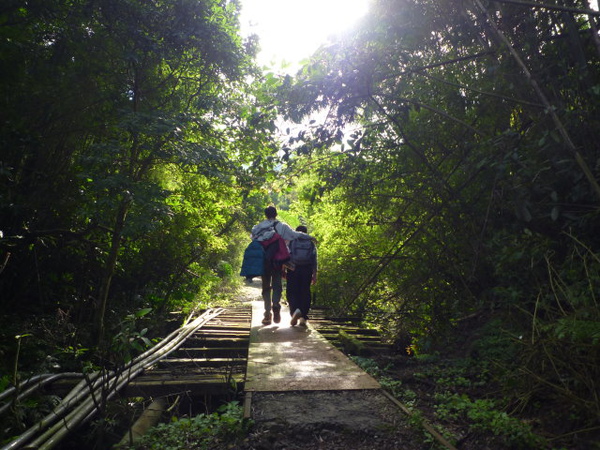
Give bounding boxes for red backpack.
[259,222,290,269]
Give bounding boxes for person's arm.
[275,222,318,243]
[311,246,318,284]
[275,222,308,241]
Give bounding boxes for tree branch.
[491,0,600,16]
[474,0,600,201]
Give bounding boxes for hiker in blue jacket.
[239,238,264,283]
[287,225,317,327]
[251,206,314,325]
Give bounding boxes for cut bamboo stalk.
[114,398,167,448]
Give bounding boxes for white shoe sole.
[290,309,302,326]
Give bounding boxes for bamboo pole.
[1,308,224,450]
[472,0,600,201]
[0,373,83,416]
[381,390,458,450]
[0,373,82,404]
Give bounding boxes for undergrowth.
[351,355,548,449]
[123,401,251,450]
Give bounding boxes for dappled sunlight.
[254,324,312,342]
[246,300,380,391]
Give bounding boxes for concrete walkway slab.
[245,298,380,392]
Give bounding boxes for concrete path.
[244,289,380,392]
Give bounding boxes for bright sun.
[240,0,370,72]
[242,0,600,73]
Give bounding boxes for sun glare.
[240,0,370,72]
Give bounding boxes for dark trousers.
[286,264,313,319]
[261,263,282,314]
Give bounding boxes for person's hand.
[311,273,317,285]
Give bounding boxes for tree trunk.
[95,198,130,345]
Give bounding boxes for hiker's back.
[290,237,315,266]
[252,219,277,241]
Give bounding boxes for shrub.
[127,401,251,450]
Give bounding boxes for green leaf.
[135,308,153,318]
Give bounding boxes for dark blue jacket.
[240,240,264,277]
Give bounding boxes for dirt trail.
[242,390,424,449]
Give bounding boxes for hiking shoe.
[290,308,302,326]
[262,313,272,325]
[273,309,281,324]
[298,317,307,327]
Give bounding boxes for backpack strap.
[254,220,279,240]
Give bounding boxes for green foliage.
[434,393,546,449]
[2,0,600,443]
[506,240,600,424]
[413,358,491,393]
[350,356,382,377]
[0,375,10,394]
[275,209,301,230]
[0,392,61,444]
[469,318,520,363]
[0,0,278,349]
[111,309,153,364]
[350,356,404,399]
[409,357,546,447]
[216,261,234,278]
[127,401,251,450]
[277,0,600,433]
